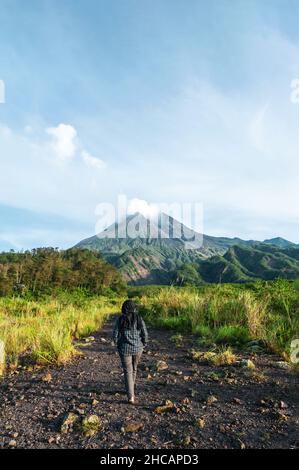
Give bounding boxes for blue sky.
[1,0,299,249]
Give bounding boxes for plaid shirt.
[112,315,148,355]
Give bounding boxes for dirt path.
[0,316,298,449]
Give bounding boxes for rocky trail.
[0,316,298,449]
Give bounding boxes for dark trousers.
[119,352,142,400]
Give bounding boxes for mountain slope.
[198,244,299,283]
[76,213,246,283]
[262,237,297,249]
[75,213,299,284]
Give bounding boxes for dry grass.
[0,296,122,370]
[190,347,237,366]
[211,347,237,366]
[138,282,299,360]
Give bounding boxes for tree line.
[0,248,126,296]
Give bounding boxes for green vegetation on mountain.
[196,244,299,284]
[76,213,298,285]
[173,263,203,286]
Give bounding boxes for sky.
[1,0,299,249]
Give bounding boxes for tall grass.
[0,294,122,372]
[138,281,299,359]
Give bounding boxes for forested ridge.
[0,248,125,296]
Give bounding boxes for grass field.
[0,292,122,373]
[0,280,298,375]
[132,280,299,361]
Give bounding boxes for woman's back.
[112,300,149,405]
[113,314,148,355]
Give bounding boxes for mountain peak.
[95,211,203,246]
[263,237,296,248]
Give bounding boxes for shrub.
[214,325,251,346]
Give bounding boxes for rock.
[274,361,290,370]
[182,435,191,446]
[156,360,169,372]
[48,437,55,444]
[84,336,95,343]
[181,398,190,405]
[275,410,289,422]
[154,400,176,414]
[8,440,17,448]
[233,398,244,405]
[279,401,288,410]
[196,418,205,429]
[81,414,101,437]
[60,412,79,434]
[247,340,266,352]
[42,373,52,383]
[122,421,144,433]
[206,395,218,406]
[183,375,191,381]
[12,432,18,438]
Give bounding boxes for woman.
[113,300,148,405]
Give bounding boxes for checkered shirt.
[112,315,148,355]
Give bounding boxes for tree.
[174,263,202,286]
[0,248,126,297]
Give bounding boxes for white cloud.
[128,198,159,218]
[0,122,110,224]
[46,123,77,161]
[81,150,106,170]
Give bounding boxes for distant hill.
[262,237,297,249]
[75,213,298,284]
[198,244,299,283]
